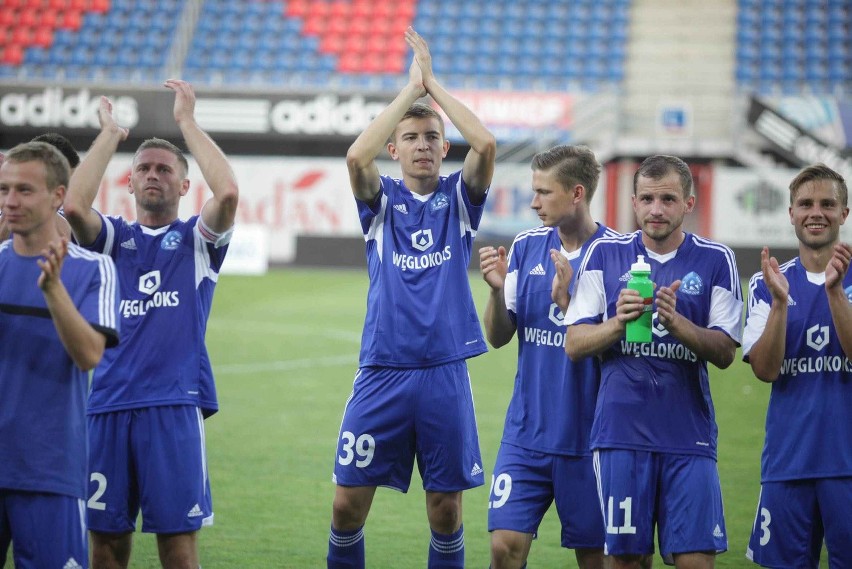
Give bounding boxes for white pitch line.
[215,354,359,375]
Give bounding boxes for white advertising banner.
[92,154,607,263]
[96,154,362,263]
[712,166,852,248]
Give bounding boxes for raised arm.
[747,248,789,381]
[38,239,106,370]
[479,245,515,348]
[166,79,239,235]
[405,28,496,204]
[345,55,425,203]
[826,242,852,359]
[63,97,128,246]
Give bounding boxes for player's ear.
[179,178,190,197]
[387,142,399,161]
[442,139,449,158]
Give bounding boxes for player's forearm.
[666,314,737,369]
[180,120,239,234]
[828,286,852,359]
[43,284,106,371]
[428,80,496,201]
[565,320,621,360]
[483,290,515,348]
[747,300,788,381]
[347,84,423,170]
[64,128,120,244]
[424,78,496,157]
[346,84,422,202]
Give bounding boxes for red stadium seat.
[2,45,23,65]
[285,0,308,17]
[19,7,38,27]
[33,25,53,47]
[0,9,15,26]
[327,2,348,19]
[302,14,325,35]
[337,51,361,73]
[91,0,109,13]
[11,26,34,46]
[40,10,58,28]
[318,33,344,55]
[62,10,82,30]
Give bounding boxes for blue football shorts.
[87,405,213,534]
[594,449,727,562]
[746,478,852,568]
[332,362,484,493]
[0,490,87,568]
[487,443,604,549]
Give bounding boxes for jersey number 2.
[88,472,108,511]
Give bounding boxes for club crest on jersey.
[429,192,449,212]
[806,324,830,351]
[652,311,668,338]
[138,270,161,294]
[680,272,703,295]
[161,230,182,250]
[411,229,434,252]
[548,303,565,326]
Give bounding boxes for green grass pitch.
[9,268,830,567]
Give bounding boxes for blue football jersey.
[566,231,743,459]
[0,241,118,499]
[356,172,487,367]
[743,258,852,481]
[84,214,229,416]
[501,223,618,455]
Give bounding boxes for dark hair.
[788,163,848,206]
[30,132,80,169]
[633,155,693,198]
[531,145,601,203]
[391,102,445,141]
[3,141,70,189]
[134,137,188,176]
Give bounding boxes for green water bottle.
[626,255,653,343]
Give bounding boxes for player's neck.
[403,174,439,197]
[799,241,837,273]
[557,217,597,253]
[642,229,685,255]
[136,210,178,229]
[12,226,60,256]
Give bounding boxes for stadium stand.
[736,0,851,95]
[0,0,630,92]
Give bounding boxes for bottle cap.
[631,255,651,272]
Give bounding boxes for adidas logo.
[120,238,137,250]
[393,203,408,214]
[713,524,724,539]
[619,271,631,282]
[787,295,797,306]
[64,558,83,569]
[470,463,483,477]
[529,263,546,276]
[187,503,204,518]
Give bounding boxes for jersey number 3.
[338,431,375,468]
